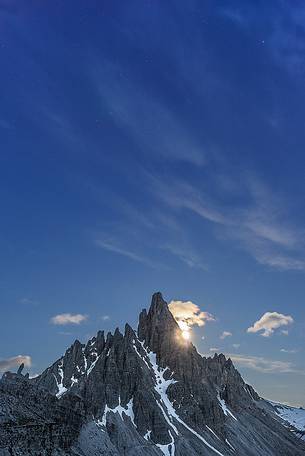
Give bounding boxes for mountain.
[0,292,304,456]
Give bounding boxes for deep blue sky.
[1,0,305,406]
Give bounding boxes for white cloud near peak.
[168,300,215,328]
[50,313,88,325]
[247,311,293,337]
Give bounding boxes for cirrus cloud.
[247,312,293,337]
[227,354,302,374]
[50,313,88,325]
[168,300,215,328]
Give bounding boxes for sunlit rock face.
[0,292,304,456]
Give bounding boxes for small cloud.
[101,315,110,321]
[50,313,88,326]
[0,355,32,373]
[168,300,215,329]
[201,335,205,340]
[281,329,289,336]
[210,348,220,352]
[232,343,240,349]
[280,348,297,354]
[59,331,73,336]
[220,331,232,339]
[247,312,293,337]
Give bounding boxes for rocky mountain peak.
[138,292,182,360]
[3,291,304,456]
[148,291,171,316]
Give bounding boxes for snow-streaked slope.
[53,359,67,398]
[134,339,225,456]
[217,392,237,421]
[269,401,305,436]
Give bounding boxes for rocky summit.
[0,292,304,456]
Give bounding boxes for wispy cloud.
[92,61,206,166]
[280,348,298,354]
[149,173,305,272]
[252,253,305,272]
[227,353,303,374]
[218,3,305,76]
[50,313,88,325]
[95,238,162,269]
[247,312,293,337]
[0,355,31,373]
[19,297,39,306]
[162,243,208,270]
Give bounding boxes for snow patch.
[99,396,135,427]
[147,350,179,435]
[54,359,67,398]
[87,353,100,375]
[82,348,88,374]
[226,438,235,451]
[217,393,237,421]
[206,425,220,440]
[70,374,78,386]
[144,430,152,440]
[132,339,150,369]
[157,430,175,456]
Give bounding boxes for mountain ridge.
[0,292,304,456]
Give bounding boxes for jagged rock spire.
[138,292,181,360]
[17,363,24,375]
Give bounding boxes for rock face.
[0,371,84,456]
[1,292,305,456]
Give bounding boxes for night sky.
[1,0,305,406]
